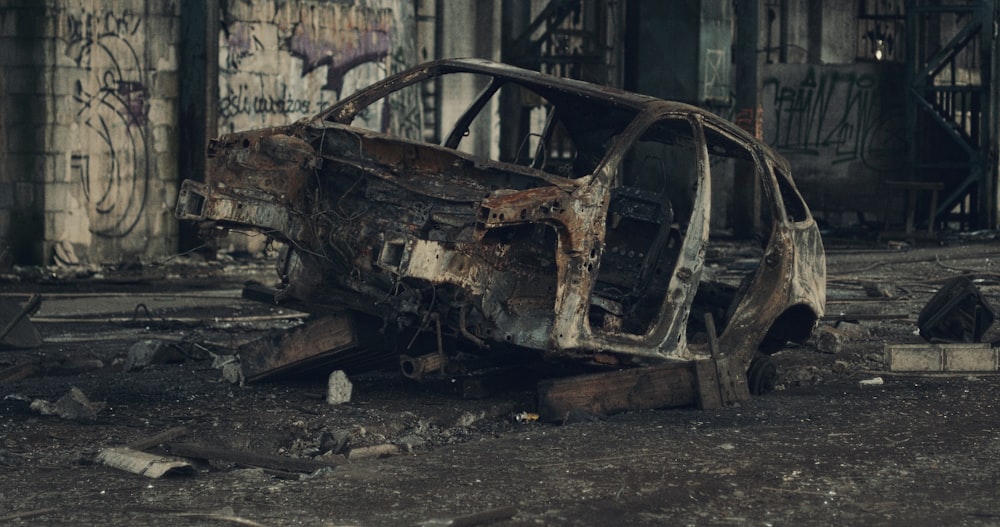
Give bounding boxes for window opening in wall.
[858,0,905,62]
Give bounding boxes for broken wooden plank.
[703,313,750,406]
[238,313,358,382]
[126,426,189,451]
[97,447,195,478]
[693,360,723,410]
[0,360,40,384]
[163,442,341,473]
[885,343,997,372]
[713,355,751,404]
[537,363,698,422]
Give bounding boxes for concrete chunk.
[326,370,353,405]
[885,343,996,372]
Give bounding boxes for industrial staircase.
[906,0,993,230]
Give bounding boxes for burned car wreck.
[176,59,825,403]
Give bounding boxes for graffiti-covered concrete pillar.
[0,0,182,265]
[0,0,417,266]
[208,0,415,254]
[217,0,417,134]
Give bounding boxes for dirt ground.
[2,238,1000,526]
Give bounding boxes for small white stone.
[859,377,884,386]
[326,370,353,405]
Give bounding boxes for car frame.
[176,58,825,385]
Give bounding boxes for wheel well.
[759,304,820,353]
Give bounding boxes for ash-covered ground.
[2,239,1000,526]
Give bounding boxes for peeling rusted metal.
[177,58,825,384]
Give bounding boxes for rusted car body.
[176,58,825,381]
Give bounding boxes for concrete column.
[733,0,762,239]
[178,0,218,252]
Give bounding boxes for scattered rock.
[396,434,428,451]
[54,357,106,375]
[326,370,353,405]
[859,377,884,386]
[862,281,894,298]
[124,340,186,371]
[816,325,846,354]
[30,387,104,422]
[451,411,485,428]
[212,353,244,385]
[783,365,822,386]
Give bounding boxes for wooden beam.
[126,426,190,451]
[238,313,358,382]
[537,362,699,422]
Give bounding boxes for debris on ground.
[418,505,518,527]
[917,275,996,343]
[858,376,885,386]
[885,342,997,372]
[162,442,341,474]
[29,386,104,422]
[96,447,195,478]
[326,370,352,405]
[123,339,189,371]
[1,241,999,525]
[0,293,42,349]
[346,443,399,460]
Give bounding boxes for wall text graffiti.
[763,65,905,172]
[219,81,328,119]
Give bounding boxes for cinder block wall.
[0,0,181,266]
[761,62,905,226]
[0,0,415,266]
[210,0,415,254]
[217,0,416,134]
[0,3,49,266]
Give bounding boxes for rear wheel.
[747,356,777,395]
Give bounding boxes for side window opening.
[774,166,810,223]
[590,118,697,335]
[339,70,641,184]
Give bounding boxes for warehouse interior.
[0,0,997,266]
[4,3,1000,526]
